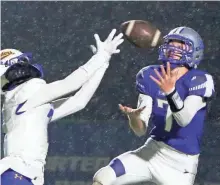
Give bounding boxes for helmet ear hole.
[17,55,30,64]
[21,57,29,63]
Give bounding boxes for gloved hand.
[90,29,124,55]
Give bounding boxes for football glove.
[90,29,124,55]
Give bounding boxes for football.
[121,20,163,48]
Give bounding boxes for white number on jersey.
[157,99,173,132]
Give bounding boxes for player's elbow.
[176,120,190,127]
[134,129,146,137]
[129,118,147,137]
[132,125,147,137]
[76,101,88,111]
[173,114,193,127]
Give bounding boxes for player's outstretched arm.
[119,94,153,137]
[50,63,109,122]
[20,29,124,112]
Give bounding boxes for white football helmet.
[0,48,24,77]
[1,48,44,90]
[1,49,25,88]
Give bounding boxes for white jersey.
[2,79,51,179]
[0,51,110,182]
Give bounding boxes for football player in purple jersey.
[92,27,214,185]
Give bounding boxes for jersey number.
[157,99,173,132]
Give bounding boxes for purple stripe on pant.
[109,158,126,177]
[1,169,34,185]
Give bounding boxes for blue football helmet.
[158,27,204,69]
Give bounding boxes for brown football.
[121,20,163,48]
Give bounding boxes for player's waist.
[4,151,46,167]
[146,138,199,174]
[0,155,44,179]
[5,147,48,159]
[4,139,49,162]
[151,135,201,155]
[147,137,199,160]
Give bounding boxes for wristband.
[166,88,184,112]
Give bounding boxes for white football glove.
[90,29,124,55]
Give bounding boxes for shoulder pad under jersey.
[136,65,159,95]
[187,70,215,98]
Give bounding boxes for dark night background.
[1,1,220,185]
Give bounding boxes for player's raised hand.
[118,104,145,118]
[90,29,124,55]
[150,62,178,94]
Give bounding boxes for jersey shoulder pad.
[187,70,215,98]
[136,65,159,95]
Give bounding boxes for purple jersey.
[136,65,215,155]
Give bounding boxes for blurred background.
[1,1,220,185]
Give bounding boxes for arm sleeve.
[50,63,109,122]
[21,52,111,112]
[171,73,214,127]
[172,95,206,127]
[137,93,153,127]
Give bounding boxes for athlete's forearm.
[22,52,110,111]
[38,51,110,101]
[172,95,206,127]
[165,88,207,127]
[138,94,153,127]
[128,115,146,137]
[128,94,153,136]
[51,63,109,122]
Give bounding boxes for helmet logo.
[1,51,14,60]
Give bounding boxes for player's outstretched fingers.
[94,34,101,45]
[114,49,120,54]
[106,29,117,42]
[90,45,97,54]
[136,106,146,113]
[166,62,171,76]
[160,65,167,78]
[118,104,126,113]
[119,104,132,114]
[154,68,163,82]
[115,38,124,47]
[150,75,162,86]
[172,69,179,80]
[113,33,124,43]
[113,35,124,54]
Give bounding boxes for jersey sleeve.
[50,64,108,122]
[137,94,153,126]
[136,66,154,96]
[188,73,215,99]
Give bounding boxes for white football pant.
[93,138,199,185]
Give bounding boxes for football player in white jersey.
[0,29,123,185]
